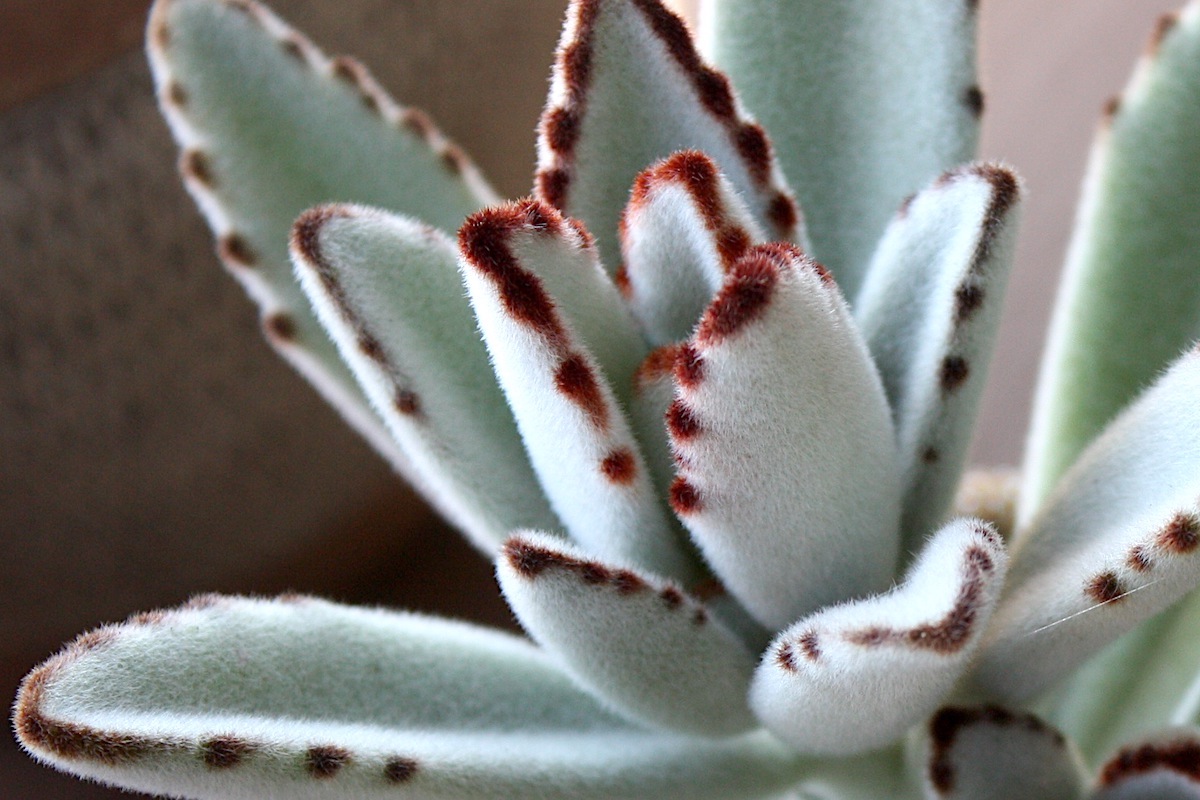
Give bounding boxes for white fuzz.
[749,519,1007,754]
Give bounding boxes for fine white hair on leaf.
[536,0,802,273]
[977,348,1200,702]
[289,204,559,550]
[146,0,496,483]
[458,199,702,583]
[496,531,758,736]
[855,163,1022,557]
[619,150,768,346]
[13,595,807,800]
[699,0,979,298]
[667,242,901,629]
[748,519,1007,755]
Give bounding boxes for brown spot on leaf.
[183,593,226,611]
[384,756,419,783]
[674,344,705,389]
[696,246,782,345]
[394,389,420,416]
[163,81,188,107]
[600,448,637,484]
[767,193,799,238]
[1101,737,1200,786]
[331,57,381,114]
[263,313,297,343]
[1128,545,1152,573]
[734,123,772,185]
[954,284,985,325]
[669,476,703,514]
[667,399,702,440]
[202,736,255,768]
[401,108,436,140]
[129,610,168,626]
[659,585,685,609]
[612,569,647,594]
[1157,512,1200,554]
[555,354,610,430]
[635,344,680,391]
[775,642,798,672]
[897,192,917,219]
[440,145,468,175]
[537,167,571,210]
[545,107,581,155]
[1104,94,1122,120]
[459,201,570,346]
[963,85,985,118]
[218,233,258,268]
[306,745,350,778]
[178,151,212,189]
[1086,571,1126,604]
[798,630,821,661]
[1148,12,1182,57]
[922,447,940,464]
[939,355,970,392]
[280,35,307,63]
[504,538,557,577]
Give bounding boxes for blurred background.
[0,1,1185,796]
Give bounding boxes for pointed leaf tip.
[537,0,802,271]
[289,203,558,549]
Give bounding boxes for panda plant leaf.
[15,1,1200,798]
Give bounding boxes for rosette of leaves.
[14,1,1200,798]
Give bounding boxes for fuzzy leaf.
[855,164,1021,552]
[667,243,900,629]
[496,532,757,736]
[1047,587,1200,764]
[619,150,767,346]
[920,706,1085,800]
[289,204,558,550]
[1091,728,1200,800]
[14,595,806,800]
[976,348,1200,702]
[700,0,980,298]
[749,520,1007,755]
[536,0,802,272]
[1021,3,1200,519]
[458,199,701,583]
[147,0,495,476]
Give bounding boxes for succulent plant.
[14,0,1200,798]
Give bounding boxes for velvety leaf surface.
[667,243,900,629]
[147,0,495,475]
[977,348,1200,702]
[536,0,802,272]
[458,199,701,583]
[855,164,1021,553]
[619,150,766,346]
[750,520,1006,755]
[920,706,1085,800]
[496,532,757,736]
[15,595,807,800]
[289,204,558,550]
[1021,2,1200,519]
[701,0,979,298]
